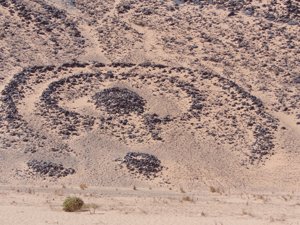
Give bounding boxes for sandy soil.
[1,0,300,223]
[1,185,300,225]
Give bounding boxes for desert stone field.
[1,0,300,224]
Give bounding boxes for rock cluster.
[92,87,146,115]
[120,152,163,178]
[27,160,75,178]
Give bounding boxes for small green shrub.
[63,197,84,212]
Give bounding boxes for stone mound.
[92,87,146,115]
[27,160,75,178]
[121,152,163,178]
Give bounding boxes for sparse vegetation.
[180,187,185,193]
[46,200,54,211]
[79,184,88,190]
[0,32,4,40]
[182,196,193,202]
[209,186,224,194]
[242,210,253,217]
[210,186,216,193]
[54,190,63,196]
[83,203,100,214]
[27,189,35,194]
[62,197,84,212]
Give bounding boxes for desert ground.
[1,0,300,224]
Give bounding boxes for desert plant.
[180,187,185,193]
[210,186,216,193]
[182,196,191,201]
[27,189,35,194]
[54,190,63,196]
[209,186,224,194]
[79,184,88,190]
[62,196,84,212]
[84,203,100,214]
[182,196,194,202]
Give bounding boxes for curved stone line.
[0,61,279,166]
[36,66,176,142]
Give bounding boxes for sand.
[1,185,300,225]
[1,0,300,224]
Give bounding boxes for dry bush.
[83,203,100,214]
[209,186,223,194]
[54,190,63,196]
[255,195,269,203]
[27,189,35,194]
[242,210,253,217]
[210,186,217,193]
[182,196,194,202]
[0,32,5,40]
[79,184,88,190]
[46,201,54,211]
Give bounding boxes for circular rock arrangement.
[120,152,163,178]
[0,61,279,168]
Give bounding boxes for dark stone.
[27,159,75,178]
[228,11,236,17]
[93,87,146,115]
[119,152,163,178]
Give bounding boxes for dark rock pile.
[27,160,75,178]
[116,3,132,14]
[92,87,146,115]
[120,152,163,178]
